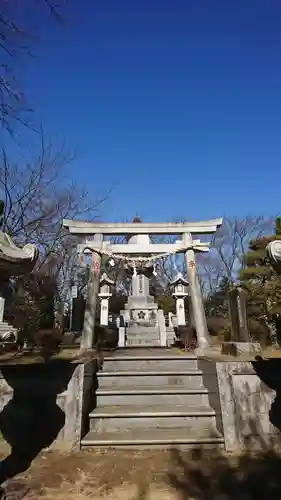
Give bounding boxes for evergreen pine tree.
[239,217,281,343]
[205,276,231,318]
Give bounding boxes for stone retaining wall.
[0,359,98,453]
[200,358,281,451]
[1,356,280,453]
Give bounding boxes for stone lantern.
[171,272,189,326]
[98,273,114,326]
[267,240,281,274]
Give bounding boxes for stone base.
[221,342,261,357]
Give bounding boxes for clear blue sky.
[21,0,281,222]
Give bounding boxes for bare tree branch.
[0,131,110,304]
[197,216,275,297]
[0,0,68,134]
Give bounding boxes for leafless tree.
[149,217,275,299]
[151,229,186,291]
[197,216,275,296]
[0,132,110,303]
[0,0,67,133]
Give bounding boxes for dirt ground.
[0,443,281,499]
[2,445,280,500]
[0,449,180,499]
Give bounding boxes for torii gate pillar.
[183,232,209,352]
[81,234,103,349]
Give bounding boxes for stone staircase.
[81,349,224,448]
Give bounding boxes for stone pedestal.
[175,297,186,326]
[125,272,158,323]
[221,341,261,357]
[99,296,110,326]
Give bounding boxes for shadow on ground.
[166,443,281,500]
[164,359,281,500]
[0,360,75,496]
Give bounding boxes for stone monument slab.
[228,286,250,342]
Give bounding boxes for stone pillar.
[81,234,103,349]
[100,297,110,326]
[188,295,195,327]
[118,326,125,348]
[158,310,167,347]
[183,232,209,351]
[0,296,4,322]
[168,312,173,327]
[176,297,186,326]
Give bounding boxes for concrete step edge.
[98,370,203,377]
[96,388,208,395]
[103,356,197,361]
[89,409,216,418]
[81,436,224,446]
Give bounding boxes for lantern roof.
[170,272,189,287]
[100,272,114,286]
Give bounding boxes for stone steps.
[90,404,217,432]
[81,349,223,449]
[98,371,204,389]
[81,426,224,448]
[102,354,198,372]
[96,386,210,407]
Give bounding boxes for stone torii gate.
[63,218,223,352]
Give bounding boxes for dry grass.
[199,344,281,362]
[38,480,177,500]
[1,446,280,499]
[0,347,97,365]
[4,449,174,499]
[173,337,281,362]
